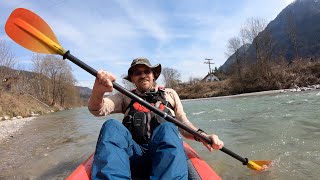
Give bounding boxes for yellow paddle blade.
[5,8,66,55]
[247,160,272,171]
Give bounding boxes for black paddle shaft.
[63,50,249,165]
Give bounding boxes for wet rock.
[31,112,39,116]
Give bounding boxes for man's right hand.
[88,70,116,114]
[93,70,117,94]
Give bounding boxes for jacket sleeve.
[88,92,127,116]
[165,88,191,124]
[165,88,201,139]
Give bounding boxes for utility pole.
[204,58,214,81]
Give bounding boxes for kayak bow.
[67,142,221,180]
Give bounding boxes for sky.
[0,0,295,88]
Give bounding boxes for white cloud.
[114,0,169,44]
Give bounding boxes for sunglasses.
[132,69,152,76]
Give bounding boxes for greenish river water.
[1,90,320,179]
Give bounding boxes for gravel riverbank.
[0,117,36,143]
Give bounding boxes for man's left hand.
[201,134,224,152]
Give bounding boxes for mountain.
[220,0,320,73]
[219,44,250,73]
[268,0,320,59]
[76,86,92,98]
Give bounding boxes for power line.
[204,58,214,74]
[204,58,215,81]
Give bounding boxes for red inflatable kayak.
[67,142,221,180]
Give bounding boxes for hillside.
[220,0,320,73]
[219,44,250,73]
[1,86,92,119]
[0,66,89,119]
[266,0,320,59]
[0,92,54,119]
[76,86,92,105]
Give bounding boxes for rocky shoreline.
[0,117,36,143]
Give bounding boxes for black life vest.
[122,88,174,144]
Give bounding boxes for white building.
[202,72,219,82]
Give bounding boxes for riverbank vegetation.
[175,59,320,99]
[1,39,82,119]
[172,17,320,99]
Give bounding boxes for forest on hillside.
[0,39,82,118]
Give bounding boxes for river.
[1,90,320,180]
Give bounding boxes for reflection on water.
[1,90,320,179]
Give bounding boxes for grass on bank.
[0,92,56,118]
[176,60,320,99]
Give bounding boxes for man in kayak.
[88,58,224,180]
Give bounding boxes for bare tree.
[162,67,181,88]
[43,56,70,105]
[240,17,267,62]
[0,39,16,76]
[32,55,77,106]
[31,54,49,99]
[240,17,277,82]
[56,70,79,107]
[240,17,267,43]
[226,36,243,79]
[226,37,241,57]
[188,76,201,85]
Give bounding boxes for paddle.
[5,8,271,171]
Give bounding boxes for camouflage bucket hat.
[124,58,161,82]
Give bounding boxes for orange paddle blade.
[5,8,66,55]
[253,160,272,167]
[247,160,272,171]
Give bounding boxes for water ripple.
[191,111,206,115]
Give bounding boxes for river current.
[1,90,320,179]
